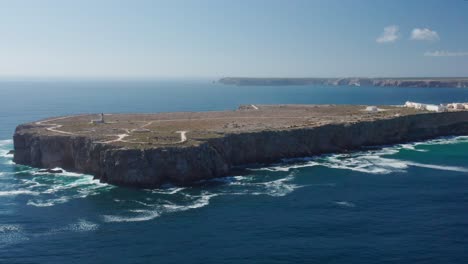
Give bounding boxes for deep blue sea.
[1,80,468,263]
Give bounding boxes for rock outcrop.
[13,108,468,188]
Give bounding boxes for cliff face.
[13,111,468,187]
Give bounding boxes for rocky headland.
[13,105,468,187]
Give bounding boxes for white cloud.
[411,28,439,41]
[424,50,468,57]
[376,25,400,43]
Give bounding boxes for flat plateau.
[19,105,423,148]
[13,104,468,187]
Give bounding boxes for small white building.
[414,103,426,110]
[405,101,425,110]
[365,106,378,112]
[404,101,447,112]
[450,103,465,110]
[425,104,447,112]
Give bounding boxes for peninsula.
[13,104,468,187]
[219,77,468,88]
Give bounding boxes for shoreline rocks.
[38,168,64,174]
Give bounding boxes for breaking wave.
[102,210,161,223]
[23,171,113,207]
[0,139,12,148]
[0,190,40,197]
[100,172,308,223]
[415,135,468,146]
[102,192,217,223]
[0,139,13,159]
[252,136,468,175]
[0,138,113,207]
[405,162,468,172]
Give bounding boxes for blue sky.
[0,0,467,78]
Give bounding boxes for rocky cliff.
[13,110,468,188]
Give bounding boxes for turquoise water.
[1,80,468,263]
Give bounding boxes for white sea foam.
[102,210,160,223]
[102,192,218,223]
[0,139,12,147]
[319,154,468,175]
[26,200,56,207]
[250,161,320,172]
[399,144,427,152]
[415,136,468,146]
[0,224,21,233]
[66,219,99,232]
[249,136,468,176]
[0,224,28,247]
[2,160,14,165]
[225,172,305,197]
[46,219,99,235]
[19,167,113,207]
[0,140,14,160]
[256,174,303,197]
[150,187,185,195]
[40,175,107,194]
[0,190,39,197]
[130,200,154,207]
[320,155,408,174]
[163,193,218,212]
[253,154,407,175]
[31,168,92,177]
[27,197,69,207]
[406,162,468,172]
[0,150,13,158]
[335,201,356,208]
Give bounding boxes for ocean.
[1,80,468,263]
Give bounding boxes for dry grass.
[22,104,430,149]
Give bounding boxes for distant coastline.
[219,77,468,88]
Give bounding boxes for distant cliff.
[13,110,468,188]
[219,77,468,88]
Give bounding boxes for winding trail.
[35,116,84,135]
[98,134,129,144]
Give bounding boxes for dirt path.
[35,116,83,135]
[98,133,129,144]
[176,131,187,143]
